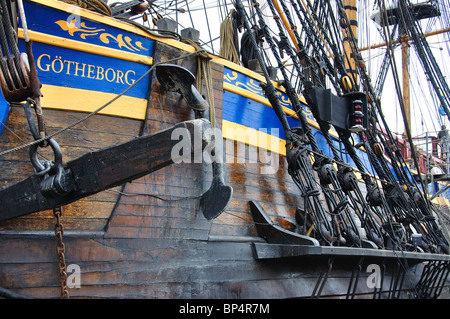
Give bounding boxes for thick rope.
[219,9,240,64]
[181,38,216,129]
[60,0,112,16]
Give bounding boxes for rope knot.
[181,38,211,60]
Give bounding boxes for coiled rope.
[60,0,112,16]
[219,9,240,64]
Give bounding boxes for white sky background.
[114,0,450,146]
[357,0,450,147]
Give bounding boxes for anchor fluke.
[200,163,233,220]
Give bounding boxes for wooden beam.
[0,119,210,221]
[359,27,450,52]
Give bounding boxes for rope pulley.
[0,0,38,102]
[340,75,353,93]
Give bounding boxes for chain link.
[53,206,69,299]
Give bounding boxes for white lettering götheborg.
[37,54,136,85]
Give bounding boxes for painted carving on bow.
[55,18,148,52]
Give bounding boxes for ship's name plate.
[36,53,137,86]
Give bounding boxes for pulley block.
[303,84,368,133]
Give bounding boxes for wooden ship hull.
[0,0,449,299]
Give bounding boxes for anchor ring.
[29,138,62,174]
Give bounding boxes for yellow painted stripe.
[18,29,153,66]
[40,84,147,120]
[223,82,341,138]
[222,120,286,156]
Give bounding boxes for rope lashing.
[181,38,216,129]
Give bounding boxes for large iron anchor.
[155,64,233,220]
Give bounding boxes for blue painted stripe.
[19,41,151,99]
[222,90,298,140]
[223,89,378,176]
[22,1,155,56]
[0,97,10,135]
[223,66,315,122]
[223,90,333,152]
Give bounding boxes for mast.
[401,33,410,137]
[343,0,358,86]
[372,1,442,152]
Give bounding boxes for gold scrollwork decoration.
[55,19,149,52]
[236,81,263,95]
[224,71,238,82]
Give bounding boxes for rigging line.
[290,2,360,161]
[309,0,340,64]
[325,1,343,55]
[274,0,322,86]
[0,117,28,144]
[308,4,342,92]
[181,0,226,11]
[335,0,361,89]
[392,1,433,199]
[184,0,196,29]
[288,0,326,86]
[234,0,337,244]
[0,50,205,158]
[334,3,443,248]
[361,21,413,187]
[276,3,357,166]
[0,116,52,162]
[298,0,333,58]
[217,0,225,22]
[201,0,215,53]
[225,210,306,248]
[410,58,436,132]
[266,1,365,246]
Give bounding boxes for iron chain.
[54,206,69,299]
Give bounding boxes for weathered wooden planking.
[0,235,432,298]
[0,119,209,222]
[105,41,305,243]
[105,42,223,240]
[0,106,142,231]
